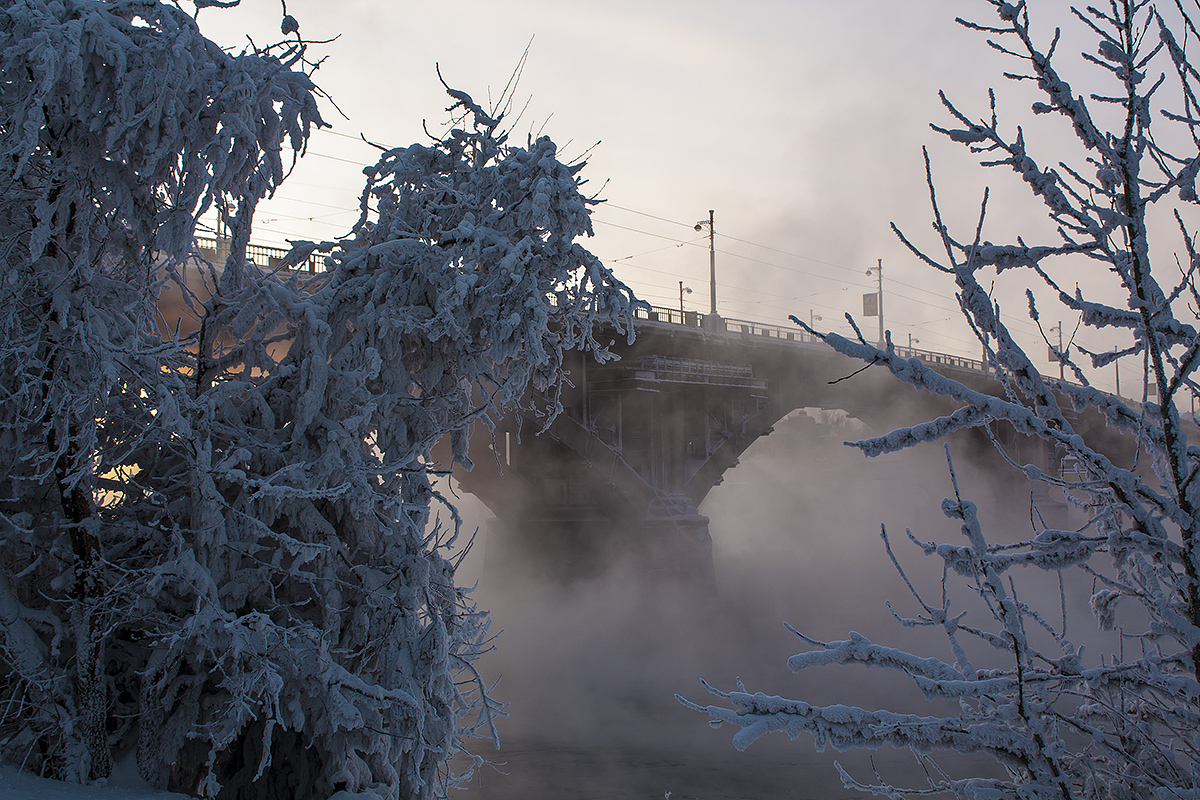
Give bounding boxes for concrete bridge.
[203,237,1126,582]
[439,306,1127,583]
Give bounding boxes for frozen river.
[449,722,999,799]
[451,738,875,800]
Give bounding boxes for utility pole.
[865,259,884,345]
[695,210,716,315]
[1050,321,1065,380]
[1058,321,1065,380]
[985,300,1001,367]
[215,215,230,268]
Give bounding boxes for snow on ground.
[0,765,190,800]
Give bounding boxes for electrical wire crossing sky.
[197,0,1120,387]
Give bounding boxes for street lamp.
[679,281,693,319]
[694,210,716,315]
[909,334,919,351]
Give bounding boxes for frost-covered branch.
[1,2,636,797]
[687,2,1200,797]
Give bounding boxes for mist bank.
[444,408,1078,798]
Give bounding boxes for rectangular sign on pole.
[862,292,879,316]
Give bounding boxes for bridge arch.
[437,309,1134,582]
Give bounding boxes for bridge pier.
[479,500,714,586]
[444,348,771,584]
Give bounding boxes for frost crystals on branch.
[0,2,638,798]
[683,2,1200,798]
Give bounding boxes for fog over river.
[444,411,1041,799]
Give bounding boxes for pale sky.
[198,1,1141,390]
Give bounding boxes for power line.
[593,214,869,287]
[233,156,1032,353]
[598,203,867,277]
[610,254,838,309]
[317,128,387,145]
[264,164,951,307]
[307,150,370,167]
[593,218,708,245]
[608,239,702,263]
[257,195,362,214]
[601,202,700,230]
[266,149,1059,339]
[595,201,998,311]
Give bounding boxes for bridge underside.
[437,316,1135,583]
[448,350,776,584]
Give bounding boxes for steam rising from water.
[448,410,1047,798]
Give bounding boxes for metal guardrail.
[633,305,822,344]
[634,305,704,328]
[634,303,987,373]
[195,243,991,375]
[892,345,984,372]
[195,236,324,273]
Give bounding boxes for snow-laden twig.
[0,2,636,797]
[685,2,1200,797]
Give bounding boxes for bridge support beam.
[436,311,1140,584]
[443,350,777,583]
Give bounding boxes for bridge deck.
[633,303,987,373]
[226,236,1070,389]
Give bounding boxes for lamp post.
[865,259,883,345]
[679,281,692,320]
[909,333,919,352]
[695,210,716,315]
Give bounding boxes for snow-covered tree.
[683,2,1200,798]
[0,2,636,798]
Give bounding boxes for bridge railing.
[194,239,1043,381]
[633,305,826,344]
[634,305,705,328]
[894,345,984,372]
[195,242,997,376]
[195,236,325,273]
[721,315,821,343]
[634,304,990,373]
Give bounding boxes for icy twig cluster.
[683,2,1200,797]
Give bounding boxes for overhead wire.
[610,255,848,322]
[597,202,1054,330]
[228,145,1031,357]
[608,239,703,263]
[258,147,1046,333]
[593,213,971,324]
[264,158,944,307]
[595,203,1049,344]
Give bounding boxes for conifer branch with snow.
[0,1,637,797]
